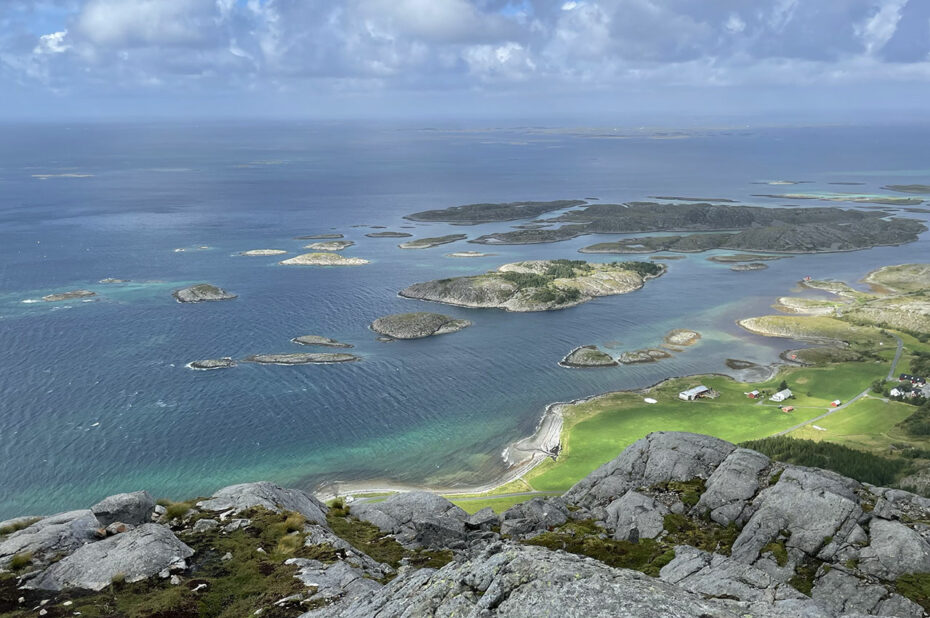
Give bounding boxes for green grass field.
[790,396,927,453]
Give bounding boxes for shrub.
[9,552,32,571]
[0,518,40,536]
[499,271,551,289]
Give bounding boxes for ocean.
[1,120,929,518]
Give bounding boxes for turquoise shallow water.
[1,122,929,518]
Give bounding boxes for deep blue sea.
[2,121,929,518]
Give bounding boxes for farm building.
[745,390,761,399]
[770,389,793,403]
[679,386,710,401]
[781,406,795,413]
[890,388,904,398]
[830,399,842,407]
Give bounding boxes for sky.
[2,0,930,121]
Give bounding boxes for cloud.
[2,0,930,116]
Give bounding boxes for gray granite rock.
[25,524,193,591]
[565,432,736,510]
[697,448,772,526]
[172,283,236,303]
[858,518,930,579]
[499,498,568,539]
[287,558,382,607]
[197,482,327,525]
[465,507,499,530]
[91,491,156,527]
[604,490,668,541]
[192,518,219,533]
[303,524,392,577]
[730,467,863,565]
[0,510,99,568]
[303,543,799,618]
[351,492,468,550]
[811,567,923,618]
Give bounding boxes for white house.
[890,388,904,398]
[770,389,793,403]
[679,386,710,401]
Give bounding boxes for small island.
[280,253,369,266]
[370,312,471,340]
[664,329,701,347]
[295,233,343,240]
[405,200,586,224]
[617,348,673,364]
[98,278,129,284]
[172,284,237,303]
[291,335,353,348]
[366,231,413,238]
[239,249,288,256]
[399,259,665,312]
[447,251,495,258]
[559,345,617,368]
[707,253,790,263]
[398,234,467,249]
[304,240,354,251]
[882,185,930,194]
[731,263,769,271]
[186,358,237,371]
[244,353,360,365]
[752,192,923,206]
[42,290,96,302]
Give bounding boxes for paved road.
[775,334,904,437]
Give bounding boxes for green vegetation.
[499,271,550,288]
[896,402,930,437]
[0,517,40,536]
[9,552,32,572]
[761,540,788,567]
[661,513,739,555]
[451,495,549,514]
[740,437,907,486]
[405,200,586,223]
[896,573,930,613]
[789,561,820,596]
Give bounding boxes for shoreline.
[313,359,785,502]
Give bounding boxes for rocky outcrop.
[351,492,469,550]
[305,240,354,251]
[239,249,288,256]
[365,231,412,238]
[307,543,778,618]
[617,348,673,363]
[25,524,193,591]
[186,357,237,370]
[197,481,327,525]
[280,253,369,266]
[499,498,568,539]
[559,345,617,367]
[291,335,353,348]
[369,312,471,340]
[398,234,467,249]
[172,283,237,302]
[0,510,100,568]
[91,490,156,527]
[605,490,669,541]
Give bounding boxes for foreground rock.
[186,357,237,370]
[91,491,156,527]
[41,290,95,302]
[244,353,360,364]
[370,312,471,340]
[172,283,237,303]
[310,543,767,618]
[280,252,369,266]
[197,481,327,525]
[400,259,665,312]
[291,335,353,348]
[0,510,100,568]
[26,524,193,592]
[559,345,618,367]
[351,492,469,550]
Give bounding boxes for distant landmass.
[404,200,586,224]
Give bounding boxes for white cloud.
[856,0,909,55]
[725,13,746,34]
[34,30,70,54]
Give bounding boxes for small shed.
[679,386,710,401]
[746,390,760,399]
[830,399,842,407]
[770,389,793,403]
[781,406,794,413]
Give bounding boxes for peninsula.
[559,345,618,368]
[465,201,926,252]
[405,200,586,223]
[398,234,467,249]
[399,259,664,312]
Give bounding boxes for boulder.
[304,543,814,618]
[465,507,499,531]
[303,524,392,577]
[858,518,930,579]
[197,482,327,525]
[696,448,772,526]
[811,567,923,618]
[499,498,569,539]
[565,432,736,510]
[350,492,468,550]
[0,510,99,568]
[604,490,668,541]
[192,518,219,533]
[25,524,193,592]
[91,490,156,527]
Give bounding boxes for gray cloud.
[2,0,929,117]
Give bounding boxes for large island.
[399,259,665,312]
